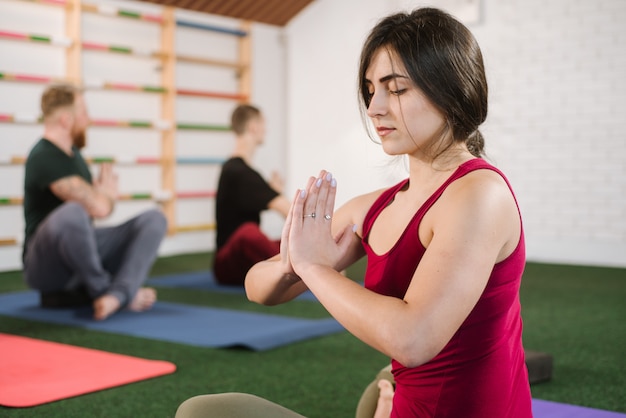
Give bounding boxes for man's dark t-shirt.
[215,157,278,250]
[23,138,92,257]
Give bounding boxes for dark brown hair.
[358,8,487,157]
[231,104,262,135]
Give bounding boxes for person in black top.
[214,104,290,285]
[23,83,167,320]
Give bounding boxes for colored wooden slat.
[0,238,19,247]
[117,9,163,23]
[175,223,216,233]
[82,41,108,51]
[128,120,152,128]
[175,54,244,70]
[109,45,132,54]
[4,156,215,166]
[0,197,23,205]
[89,119,164,129]
[176,123,230,131]
[117,193,152,200]
[118,10,141,19]
[142,86,166,93]
[129,193,152,199]
[31,0,68,6]
[30,34,52,43]
[0,113,41,124]
[104,82,139,91]
[89,119,123,127]
[80,2,163,23]
[0,72,55,83]
[0,30,28,40]
[136,157,161,164]
[89,157,115,163]
[176,20,248,37]
[83,41,164,58]
[141,14,164,24]
[15,74,53,83]
[101,82,165,93]
[177,157,225,165]
[176,88,247,101]
[176,191,216,199]
[80,2,99,13]
[5,156,166,165]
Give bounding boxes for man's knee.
[135,209,168,237]
[237,222,262,236]
[46,202,91,236]
[232,222,266,246]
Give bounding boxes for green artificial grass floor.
[0,253,624,417]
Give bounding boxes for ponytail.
[466,130,485,158]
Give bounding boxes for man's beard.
[72,129,86,150]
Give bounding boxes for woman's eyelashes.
[366,87,408,99]
[389,88,407,96]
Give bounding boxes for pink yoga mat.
[0,333,176,407]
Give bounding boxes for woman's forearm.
[245,257,308,305]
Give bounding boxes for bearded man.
[22,83,167,320]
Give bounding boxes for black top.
[23,138,92,254]
[215,157,279,249]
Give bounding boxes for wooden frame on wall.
[0,0,253,269]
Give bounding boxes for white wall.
[284,0,626,268]
[2,0,624,270]
[0,0,287,271]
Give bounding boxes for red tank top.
[362,159,532,418]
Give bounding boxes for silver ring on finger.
[303,212,316,219]
[324,214,332,221]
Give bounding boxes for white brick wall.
[472,0,626,267]
[287,0,625,268]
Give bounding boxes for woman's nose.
[366,91,387,118]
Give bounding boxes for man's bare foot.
[93,294,121,321]
[373,379,394,418]
[128,287,157,312]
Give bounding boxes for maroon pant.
[214,222,280,286]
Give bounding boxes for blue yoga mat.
[148,270,320,301]
[0,291,344,351]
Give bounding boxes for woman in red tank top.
[177,7,532,418]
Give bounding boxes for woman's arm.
[288,170,521,367]
[245,172,378,306]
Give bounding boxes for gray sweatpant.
[23,202,167,306]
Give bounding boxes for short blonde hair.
[41,83,83,119]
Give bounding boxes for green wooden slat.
[143,86,166,93]
[110,46,132,54]
[176,123,230,131]
[30,35,51,43]
[128,121,152,128]
[118,10,141,19]
[91,157,115,163]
